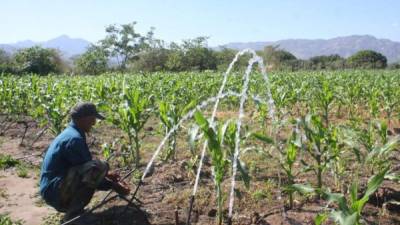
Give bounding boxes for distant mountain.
[0,35,92,58]
[0,44,16,54]
[222,35,400,63]
[2,34,400,63]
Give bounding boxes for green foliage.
[320,167,389,225]
[13,46,65,75]
[74,45,108,75]
[0,214,23,225]
[166,37,217,71]
[0,154,19,169]
[309,54,345,70]
[388,62,400,69]
[108,89,154,166]
[100,21,156,70]
[194,111,228,225]
[158,100,195,160]
[299,114,338,191]
[214,47,247,71]
[16,164,29,178]
[131,46,169,72]
[182,37,217,71]
[253,127,314,208]
[0,49,14,73]
[0,69,400,225]
[10,23,389,74]
[347,50,387,69]
[252,189,270,200]
[165,46,185,71]
[262,45,298,71]
[194,110,253,225]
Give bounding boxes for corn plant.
[366,135,400,172]
[194,111,228,225]
[299,114,338,192]
[194,111,252,225]
[313,77,335,127]
[343,121,399,174]
[317,167,389,225]
[108,89,154,166]
[381,75,400,128]
[253,124,315,209]
[158,100,195,160]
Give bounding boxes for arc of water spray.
[227,53,266,224]
[185,49,249,225]
[186,49,276,225]
[141,92,238,180]
[122,92,241,215]
[124,48,276,224]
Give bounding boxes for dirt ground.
[1,118,400,225]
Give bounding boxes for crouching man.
[39,102,130,223]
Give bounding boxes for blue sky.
[1,0,399,46]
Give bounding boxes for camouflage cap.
[70,102,105,120]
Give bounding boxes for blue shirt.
[39,121,92,210]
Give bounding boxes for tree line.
[1,22,398,75]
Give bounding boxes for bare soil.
[1,117,400,225]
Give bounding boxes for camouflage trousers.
[59,160,109,214]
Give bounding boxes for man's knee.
[90,159,109,173]
[81,160,109,188]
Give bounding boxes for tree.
[74,45,108,75]
[388,62,400,69]
[262,45,297,70]
[347,50,387,69]
[214,47,252,71]
[215,47,237,71]
[165,42,185,71]
[165,38,218,72]
[13,46,65,75]
[181,37,217,71]
[100,21,156,70]
[0,49,9,63]
[131,46,169,72]
[309,54,345,70]
[0,49,13,73]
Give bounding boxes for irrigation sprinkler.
[17,120,29,146]
[61,194,120,225]
[121,179,144,214]
[31,126,49,151]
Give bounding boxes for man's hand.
[112,180,131,196]
[106,171,120,182]
[105,171,130,195]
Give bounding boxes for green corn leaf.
[314,213,329,225]
[252,132,274,144]
[290,183,315,195]
[182,100,197,115]
[323,192,349,213]
[360,167,389,201]
[330,211,357,225]
[286,142,297,165]
[367,136,400,161]
[194,111,220,152]
[350,181,358,206]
